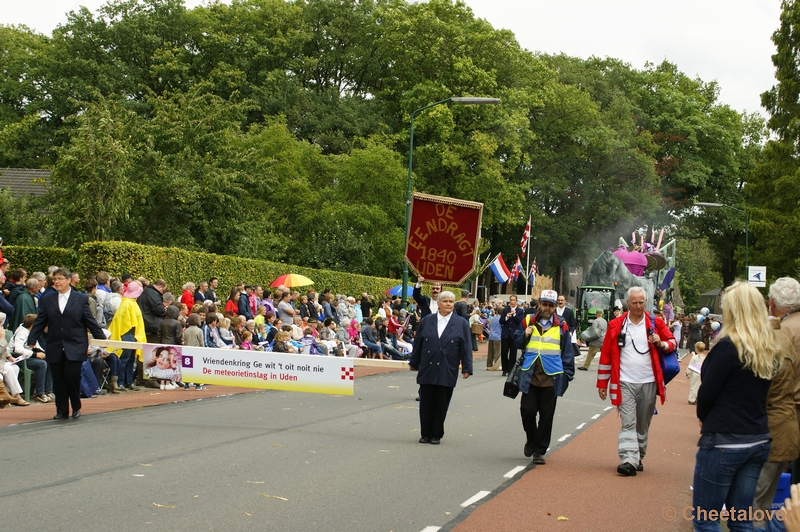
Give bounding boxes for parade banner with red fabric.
[405,192,483,285]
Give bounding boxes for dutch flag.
[489,253,512,284]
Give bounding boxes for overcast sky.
[2,0,783,116]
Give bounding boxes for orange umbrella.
[270,273,314,288]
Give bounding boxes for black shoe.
[577,367,588,371]
[502,372,508,377]
[415,396,420,402]
[429,438,441,445]
[53,413,68,420]
[532,453,546,465]
[617,463,637,476]
[72,410,81,419]
[524,442,534,458]
[419,437,431,444]
[637,462,643,472]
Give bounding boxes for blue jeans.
[17,357,52,395]
[118,331,137,387]
[105,353,119,377]
[362,340,382,354]
[692,442,771,531]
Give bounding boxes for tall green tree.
[748,0,800,280]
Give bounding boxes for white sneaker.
[160,384,165,390]
[166,384,176,390]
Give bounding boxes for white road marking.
[504,466,526,478]
[591,414,601,419]
[604,406,613,411]
[461,491,491,507]
[576,423,586,430]
[420,527,441,532]
[557,434,571,442]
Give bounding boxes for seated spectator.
[245,319,256,338]
[231,315,246,346]
[0,312,27,406]
[219,317,235,346]
[11,313,54,403]
[202,313,221,348]
[254,323,269,347]
[283,325,304,351]
[319,318,341,356]
[336,319,360,358]
[375,316,404,360]
[361,317,383,359]
[300,327,322,354]
[348,318,360,344]
[272,330,296,353]
[240,330,254,351]
[266,318,282,343]
[291,316,304,341]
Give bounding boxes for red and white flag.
[511,255,522,281]
[520,216,531,256]
[530,257,537,285]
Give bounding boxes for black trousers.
[500,337,517,374]
[50,356,83,415]
[419,384,454,439]
[520,385,557,455]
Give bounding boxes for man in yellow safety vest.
[512,289,575,465]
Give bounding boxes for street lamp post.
[695,201,749,279]
[401,97,500,307]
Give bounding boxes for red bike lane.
[452,358,699,532]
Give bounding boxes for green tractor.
[575,285,616,337]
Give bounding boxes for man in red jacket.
[597,286,676,476]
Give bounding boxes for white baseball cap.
[539,290,558,304]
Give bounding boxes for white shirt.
[59,289,71,313]
[416,283,438,314]
[619,317,655,383]
[437,311,453,338]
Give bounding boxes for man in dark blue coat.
[28,268,106,420]
[409,290,473,444]
[412,276,442,318]
[499,295,524,376]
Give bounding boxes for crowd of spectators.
[0,261,492,401]
[0,253,527,405]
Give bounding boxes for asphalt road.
[0,355,612,531]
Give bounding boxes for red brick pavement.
[452,356,698,532]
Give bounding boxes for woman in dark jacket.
[692,281,781,531]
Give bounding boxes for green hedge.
[4,241,447,300]
[3,245,76,274]
[76,241,434,299]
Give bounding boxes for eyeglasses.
[431,288,441,292]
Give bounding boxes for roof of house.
[0,168,50,197]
